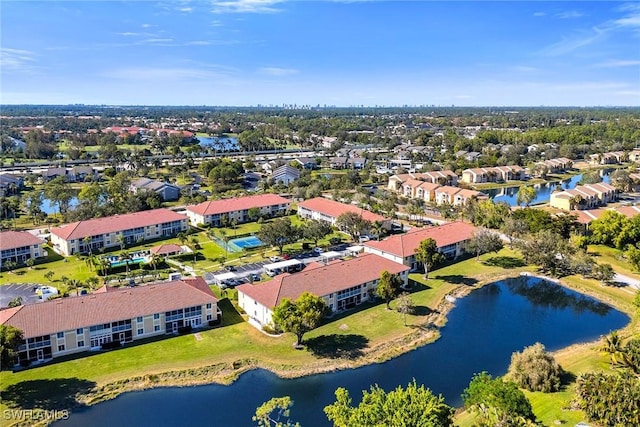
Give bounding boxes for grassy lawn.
[589,244,639,277]
[0,248,530,421]
[2,232,636,426]
[455,259,639,427]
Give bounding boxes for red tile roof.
[150,244,183,255]
[50,209,186,241]
[0,231,44,251]
[0,277,217,338]
[186,194,290,216]
[364,222,476,258]
[297,197,387,223]
[237,253,409,309]
[615,206,640,219]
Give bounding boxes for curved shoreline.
[76,271,630,406]
[75,275,480,408]
[12,270,636,427]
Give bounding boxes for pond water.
[57,276,628,427]
[488,171,611,206]
[197,136,239,152]
[39,196,79,215]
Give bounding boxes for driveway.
[0,283,46,307]
[614,273,640,290]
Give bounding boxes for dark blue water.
[58,276,628,427]
[489,172,611,206]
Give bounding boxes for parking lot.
[208,245,352,288]
[1,283,46,307]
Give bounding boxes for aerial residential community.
[2,1,640,426]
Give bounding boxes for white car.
[269,256,282,262]
[313,247,324,254]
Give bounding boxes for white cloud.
[211,20,224,27]
[556,11,584,19]
[0,48,35,70]
[259,67,299,76]
[211,0,284,14]
[101,67,221,81]
[186,40,212,46]
[533,12,546,17]
[178,7,194,13]
[540,27,606,56]
[142,24,153,28]
[594,59,640,68]
[616,90,640,96]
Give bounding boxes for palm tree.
[371,221,385,241]
[82,236,92,255]
[116,234,125,251]
[218,229,230,259]
[67,279,82,296]
[120,250,132,275]
[85,276,99,291]
[148,253,161,278]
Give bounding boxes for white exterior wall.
[238,291,274,328]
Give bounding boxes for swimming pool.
[109,257,148,268]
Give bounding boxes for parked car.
[313,247,324,254]
[282,253,291,260]
[226,265,237,272]
[251,273,261,282]
[269,256,282,262]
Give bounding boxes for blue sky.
[1,1,639,106]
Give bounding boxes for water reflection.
[505,276,611,315]
[489,171,612,206]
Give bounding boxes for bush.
[507,342,563,392]
[101,341,122,350]
[177,325,193,334]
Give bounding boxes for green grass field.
[1,237,637,427]
[0,249,532,424]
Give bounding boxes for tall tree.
[465,228,503,261]
[414,238,445,279]
[302,219,333,247]
[258,217,299,254]
[0,325,24,370]
[376,270,402,310]
[272,292,328,347]
[44,176,73,216]
[396,292,415,327]
[515,185,536,207]
[324,380,454,427]
[335,212,370,241]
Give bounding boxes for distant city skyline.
[2,1,639,107]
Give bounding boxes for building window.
[76,328,83,335]
[137,328,144,335]
[206,303,212,309]
[57,332,64,339]
[58,344,65,352]
[154,325,160,332]
[206,314,212,321]
[153,313,160,320]
[78,340,85,347]
[137,316,143,323]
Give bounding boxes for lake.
[40,196,79,215]
[197,136,239,152]
[488,171,611,206]
[57,276,628,427]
